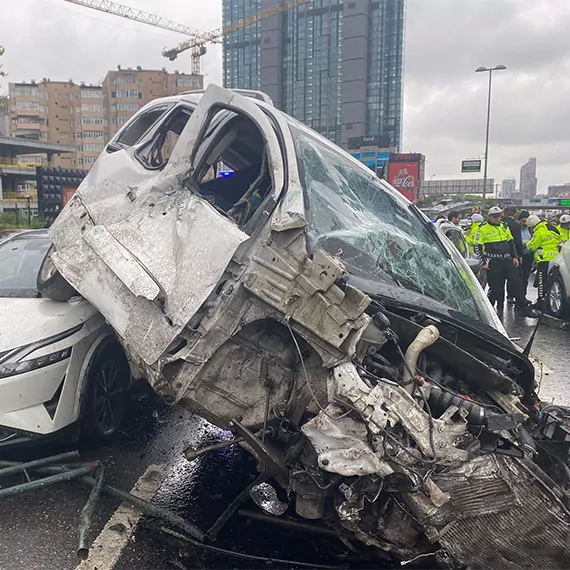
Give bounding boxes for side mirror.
[466,257,482,274]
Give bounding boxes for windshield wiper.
[374,256,402,287]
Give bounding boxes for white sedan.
[0,230,132,448]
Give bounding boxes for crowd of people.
[438,206,570,318]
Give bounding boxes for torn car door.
[49,85,286,366]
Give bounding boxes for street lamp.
[475,64,507,212]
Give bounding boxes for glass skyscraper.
[222,0,405,150]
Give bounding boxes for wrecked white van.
[41,85,570,568]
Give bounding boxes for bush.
[0,211,48,229]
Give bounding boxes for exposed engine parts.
[220,305,570,569]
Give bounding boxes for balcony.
[3,191,38,201]
[0,156,40,169]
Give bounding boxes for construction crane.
[63,0,216,75]
[64,0,310,74]
[162,0,310,61]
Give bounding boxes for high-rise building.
[520,157,537,199]
[500,178,516,199]
[8,67,203,169]
[222,0,405,150]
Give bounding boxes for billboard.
[62,187,77,206]
[420,178,495,196]
[36,167,88,224]
[347,135,392,150]
[388,161,420,202]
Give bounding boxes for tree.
[0,45,6,77]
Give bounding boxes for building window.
[176,76,201,88]
[79,156,97,166]
[114,74,137,85]
[14,101,40,110]
[115,89,140,98]
[82,143,105,152]
[80,89,103,99]
[117,102,139,111]
[13,86,39,97]
[78,130,104,139]
[80,117,107,126]
[81,103,104,112]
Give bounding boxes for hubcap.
[549,281,563,314]
[94,360,124,435]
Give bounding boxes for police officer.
[526,215,561,309]
[503,205,524,304]
[475,206,537,316]
[466,213,484,253]
[558,214,570,244]
[468,213,486,287]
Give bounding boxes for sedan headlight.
[0,323,82,380]
[0,347,72,379]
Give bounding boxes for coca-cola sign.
[388,161,420,202]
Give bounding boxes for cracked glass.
[290,125,482,320]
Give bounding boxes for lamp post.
[475,64,507,212]
[25,195,31,227]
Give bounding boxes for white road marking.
[75,464,167,570]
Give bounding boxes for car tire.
[37,245,76,302]
[546,273,569,319]
[81,341,130,444]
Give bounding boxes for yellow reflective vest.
[466,222,481,253]
[527,221,561,262]
[474,221,516,263]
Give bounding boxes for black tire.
[37,245,77,302]
[81,342,130,444]
[546,273,570,319]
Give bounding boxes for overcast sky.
[1,0,568,191]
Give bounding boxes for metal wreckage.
[40,86,569,567]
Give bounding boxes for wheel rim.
[549,281,563,314]
[94,360,124,435]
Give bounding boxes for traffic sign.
[461,159,482,173]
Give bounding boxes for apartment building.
[103,66,202,141]
[9,67,203,168]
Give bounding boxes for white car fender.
[72,328,126,421]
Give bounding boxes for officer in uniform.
[466,213,484,253]
[558,214,570,244]
[468,213,487,287]
[475,206,537,316]
[526,215,561,309]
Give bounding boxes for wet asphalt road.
[0,307,568,570]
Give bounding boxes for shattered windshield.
[290,125,482,320]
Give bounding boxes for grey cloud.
[0,0,222,87]
[405,0,570,189]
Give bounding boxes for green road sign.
[461,160,482,173]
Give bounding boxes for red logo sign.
[388,161,420,201]
[62,187,77,206]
